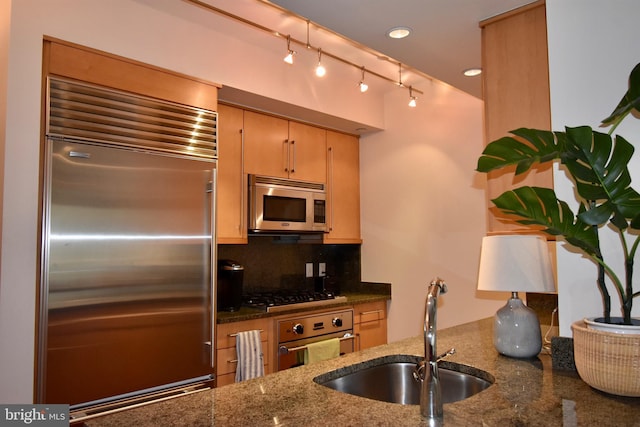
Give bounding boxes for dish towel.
[235,330,264,382]
[304,338,340,365]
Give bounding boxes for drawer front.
[216,343,269,376]
[354,322,387,350]
[354,300,387,324]
[217,319,270,349]
[216,372,236,387]
[217,346,240,376]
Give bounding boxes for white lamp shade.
[477,235,555,293]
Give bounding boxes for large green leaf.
[601,62,640,127]
[492,187,599,256]
[562,126,640,229]
[476,128,562,174]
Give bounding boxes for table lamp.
[477,235,556,358]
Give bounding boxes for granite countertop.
[83,318,640,426]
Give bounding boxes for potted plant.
[476,62,640,396]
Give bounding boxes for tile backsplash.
[218,235,361,294]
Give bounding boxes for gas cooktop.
[242,290,347,313]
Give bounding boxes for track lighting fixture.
[284,35,295,65]
[185,1,426,108]
[408,86,417,107]
[315,48,326,77]
[359,67,368,93]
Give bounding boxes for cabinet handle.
[284,139,289,172]
[239,128,245,235]
[228,359,266,365]
[328,146,334,231]
[360,309,383,315]
[228,329,264,337]
[360,309,383,321]
[290,140,296,173]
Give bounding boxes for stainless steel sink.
[314,354,493,405]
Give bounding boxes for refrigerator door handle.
[69,151,91,159]
[209,171,217,370]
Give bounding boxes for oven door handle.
[278,333,355,355]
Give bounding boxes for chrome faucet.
[420,278,448,425]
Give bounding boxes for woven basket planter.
[572,320,640,397]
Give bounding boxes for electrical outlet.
[305,263,314,278]
[319,262,326,277]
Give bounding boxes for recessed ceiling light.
[387,26,411,39]
[463,68,482,77]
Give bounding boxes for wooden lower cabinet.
[215,317,272,387]
[353,300,388,351]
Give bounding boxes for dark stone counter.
[217,283,391,324]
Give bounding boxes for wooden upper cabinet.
[217,104,247,244]
[324,131,361,244]
[44,38,218,111]
[480,1,553,233]
[288,121,327,183]
[243,111,290,179]
[243,111,327,183]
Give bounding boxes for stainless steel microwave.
[248,174,327,233]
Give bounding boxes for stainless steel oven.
[277,309,354,371]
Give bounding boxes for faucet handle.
[413,361,425,382]
[436,348,456,361]
[430,277,448,294]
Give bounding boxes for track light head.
[284,35,295,64]
[359,67,368,92]
[284,50,295,65]
[408,86,417,107]
[315,49,326,77]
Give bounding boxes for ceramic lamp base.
[493,295,542,358]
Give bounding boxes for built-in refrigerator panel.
[40,139,215,407]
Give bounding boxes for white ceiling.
[266,0,538,99]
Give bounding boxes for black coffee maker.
[217,259,244,312]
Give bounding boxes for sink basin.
[314,354,493,405]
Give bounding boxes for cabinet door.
[353,301,387,351]
[215,318,273,387]
[288,121,327,183]
[481,2,552,233]
[324,131,362,244]
[243,111,289,178]
[217,105,247,244]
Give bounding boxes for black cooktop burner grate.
[242,290,342,312]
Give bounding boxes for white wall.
[0,0,391,403]
[0,0,511,402]
[360,83,504,343]
[546,0,640,336]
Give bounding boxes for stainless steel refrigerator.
[38,78,217,412]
